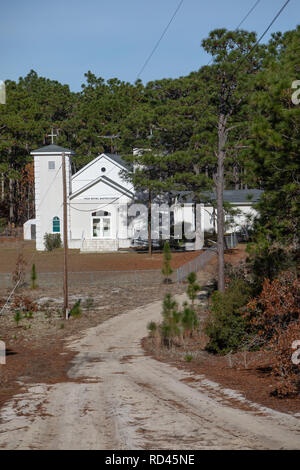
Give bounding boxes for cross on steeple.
[47,127,58,144]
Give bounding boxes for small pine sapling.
[69,299,82,318]
[24,311,33,319]
[186,272,201,307]
[185,354,193,362]
[162,293,178,323]
[181,302,199,337]
[161,293,182,347]
[14,310,22,327]
[162,241,173,284]
[31,263,37,289]
[147,321,157,336]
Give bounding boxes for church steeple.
[30,144,74,251]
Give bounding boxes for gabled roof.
[31,144,74,155]
[72,152,129,180]
[70,173,134,200]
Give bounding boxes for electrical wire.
[67,0,292,215]
[6,0,288,232]
[206,0,262,67]
[72,0,266,213]
[200,0,291,115]
[236,0,262,30]
[136,0,185,80]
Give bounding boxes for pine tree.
[186,272,201,307]
[123,150,169,255]
[200,29,265,291]
[162,241,173,283]
[31,263,37,289]
[248,26,300,257]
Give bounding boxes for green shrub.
[246,237,297,293]
[14,310,22,326]
[147,321,157,334]
[69,300,82,318]
[181,304,198,336]
[160,293,181,346]
[204,279,252,355]
[185,354,193,362]
[31,263,37,289]
[24,311,33,319]
[44,233,62,251]
[186,272,200,306]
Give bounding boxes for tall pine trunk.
[216,113,226,292]
[1,174,4,201]
[9,178,14,223]
[148,189,152,256]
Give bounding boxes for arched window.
[53,216,60,233]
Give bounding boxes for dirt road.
[0,294,299,450]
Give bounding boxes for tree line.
[0,26,299,288]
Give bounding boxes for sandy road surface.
[0,294,299,450]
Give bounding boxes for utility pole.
[62,152,69,318]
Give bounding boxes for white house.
[25,144,262,252]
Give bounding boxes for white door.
[92,211,111,238]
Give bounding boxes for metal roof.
[31,144,74,155]
[104,153,130,170]
[178,189,263,204]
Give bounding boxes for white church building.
[24,144,262,252]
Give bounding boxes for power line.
[136,0,185,80]
[38,163,62,209]
[255,0,291,46]
[28,1,291,223]
[236,0,262,30]
[69,184,135,213]
[206,0,262,66]
[113,1,291,211]
[230,0,291,91]
[201,0,291,116]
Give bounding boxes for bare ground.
[0,280,184,408]
[0,239,201,273]
[0,244,299,449]
[0,291,299,449]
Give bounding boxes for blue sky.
[1,0,299,91]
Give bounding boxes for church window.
[101,167,106,172]
[48,161,55,170]
[53,216,60,233]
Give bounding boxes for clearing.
[0,239,200,273]
[0,291,299,449]
[0,244,299,449]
